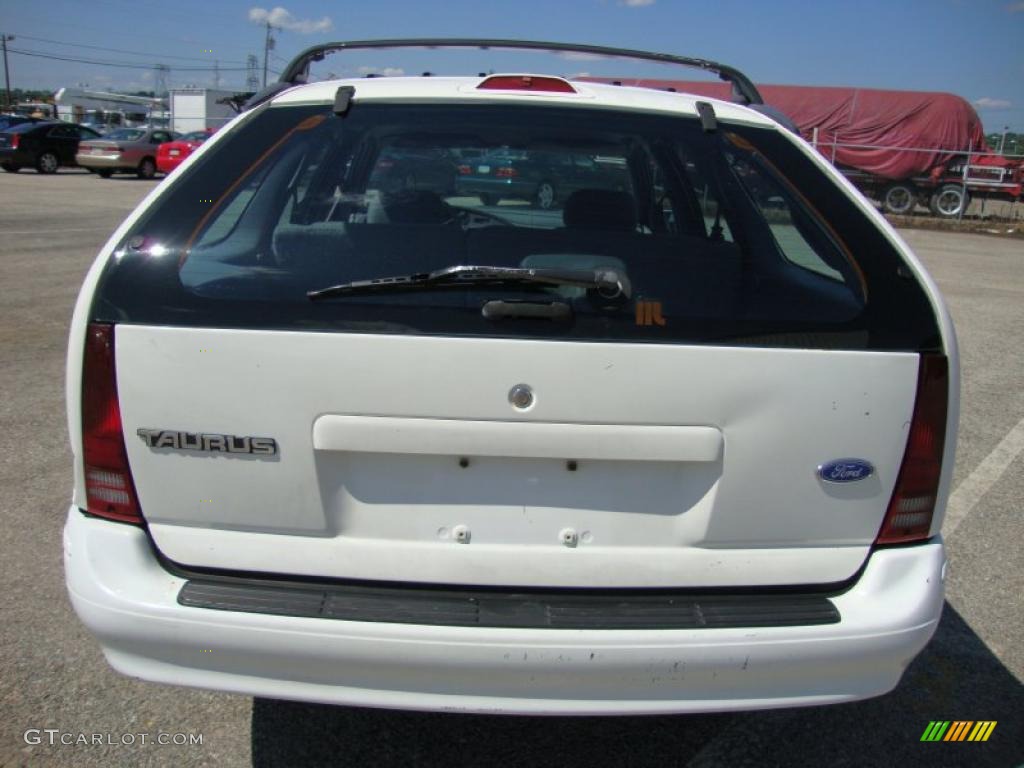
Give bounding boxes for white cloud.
[357,66,405,77]
[619,0,656,6]
[974,97,1013,109]
[248,6,333,34]
[1006,1,1024,12]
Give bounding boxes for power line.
[8,47,248,71]
[10,33,247,64]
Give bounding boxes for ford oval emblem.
[818,459,875,483]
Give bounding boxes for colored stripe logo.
[920,721,997,742]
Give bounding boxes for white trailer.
[54,88,164,127]
[169,88,237,134]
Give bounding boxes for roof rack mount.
[276,38,763,106]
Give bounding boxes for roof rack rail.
[276,38,763,106]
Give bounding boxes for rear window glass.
[93,102,939,350]
[7,121,48,134]
[103,129,145,141]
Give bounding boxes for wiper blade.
[307,265,631,300]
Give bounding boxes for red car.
[156,129,215,174]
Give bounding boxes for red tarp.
[581,79,991,180]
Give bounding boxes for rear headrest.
[563,189,637,232]
[382,189,453,224]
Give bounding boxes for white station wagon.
[64,40,958,715]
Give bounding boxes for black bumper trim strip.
[178,580,840,630]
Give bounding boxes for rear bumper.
[156,156,183,173]
[0,147,27,165]
[75,154,131,170]
[64,507,945,715]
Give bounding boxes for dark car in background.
[370,146,459,195]
[454,148,630,209]
[0,114,45,132]
[0,121,102,174]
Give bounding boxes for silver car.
[76,127,178,179]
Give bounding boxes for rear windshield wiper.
[307,265,631,301]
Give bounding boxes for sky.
[2,0,1022,131]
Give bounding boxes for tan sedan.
[76,127,178,179]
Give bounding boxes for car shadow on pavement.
[250,603,1022,768]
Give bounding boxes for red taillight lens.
[457,164,471,175]
[81,323,143,524]
[876,355,948,545]
[478,75,576,93]
[11,134,19,149]
[495,167,518,178]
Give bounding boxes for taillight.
[495,167,518,178]
[457,164,471,175]
[876,355,948,545]
[478,75,576,93]
[11,134,19,149]
[81,323,143,524]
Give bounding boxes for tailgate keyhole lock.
[560,528,579,548]
[508,383,534,410]
[453,525,471,544]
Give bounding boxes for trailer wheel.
[881,183,917,215]
[929,184,970,219]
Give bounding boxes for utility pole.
[262,22,276,89]
[1,34,14,112]
[213,60,221,90]
[998,125,1009,155]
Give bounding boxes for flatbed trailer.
[840,158,1023,218]
[584,77,1024,219]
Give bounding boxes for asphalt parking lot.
[0,169,1020,768]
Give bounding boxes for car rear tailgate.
[116,326,918,588]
